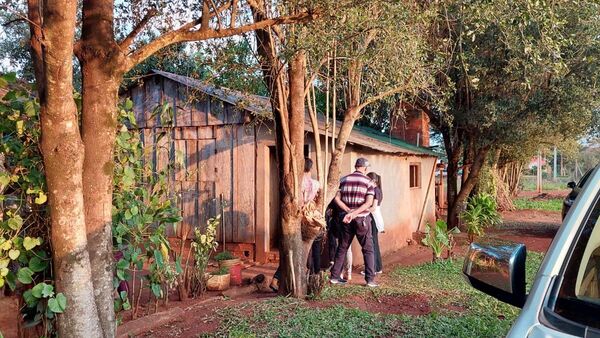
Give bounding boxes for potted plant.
[214,250,240,269]
[206,266,230,291]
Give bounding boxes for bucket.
[229,263,242,286]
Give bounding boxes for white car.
[464,165,600,337]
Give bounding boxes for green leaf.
[48,293,67,313]
[2,73,16,83]
[151,283,162,298]
[23,289,38,307]
[17,267,34,284]
[5,271,16,291]
[7,216,23,230]
[15,120,24,135]
[34,192,47,204]
[31,283,44,298]
[8,249,19,260]
[42,283,54,298]
[23,100,36,117]
[29,256,48,272]
[23,237,40,251]
[153,249,164,267]
[125,99,134,110]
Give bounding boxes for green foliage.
[211,266,230,276]
[513,198,563,212]
[0,73,64,334]
[422,220,460,260]
[461,193,502,241]
[188,216,220,296]
[112,99,182,311]
[214,250,235,261]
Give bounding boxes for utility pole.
[553,146,558,181]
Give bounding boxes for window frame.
[409,163,421,189]
[539,191,600,335]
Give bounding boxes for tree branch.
[124,11,315,72]
[358,85,410,111]
[119,8,159,50]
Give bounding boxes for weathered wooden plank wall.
[127,74,257,244]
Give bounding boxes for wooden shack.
[124,70,439,264]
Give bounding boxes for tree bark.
[325,106,359,202]
[37,1,103,336]
[443,127,462,229]
[78,1,126,335]
[448,146,490,230]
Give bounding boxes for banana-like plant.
[422,220,460,261]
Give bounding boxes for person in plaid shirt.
[329,158,379,287]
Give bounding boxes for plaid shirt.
[339,171,375,217]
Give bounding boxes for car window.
[553,193,600,329]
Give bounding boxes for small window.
[410,163,421,188]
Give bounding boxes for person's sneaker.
[366,281,380,288]
[361,271,383,275]
[330,278,348,285]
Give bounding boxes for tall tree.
[17,0,312,336]
[421,0,600,228]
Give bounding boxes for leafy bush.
[214,250,236,261]
[461,193,502,242]
[112,100,182,315]
[0,74,64,334]
[421,220,460,261]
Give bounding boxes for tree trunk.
[448,147,490,230]
[325,107,360,202]
[79,1,124,335]
[38,1,103,336]
[275,52,306,297]
[443,129,462,229]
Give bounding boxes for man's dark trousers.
[330,215,375,282]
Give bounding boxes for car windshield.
[553,190,600,329]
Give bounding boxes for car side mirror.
[463,240,527,308]
[567,181,576,189]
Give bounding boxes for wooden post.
[537,151,542,193]
[255,144,270,263]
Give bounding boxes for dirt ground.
[123,208,562,338]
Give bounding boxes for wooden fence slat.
[180,181,198,238]
[191,98,208,126]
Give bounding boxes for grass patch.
[212,253,544,338]
[213,298,403,337]
[513,198,563,211]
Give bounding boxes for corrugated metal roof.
[152,70,438,157]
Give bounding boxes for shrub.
[211,266,230,275]
[214,250,236,261]
[461,193,502,242]
[185,216,220,297]
[421,220,460,261]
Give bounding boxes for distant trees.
[419,0,600,227]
